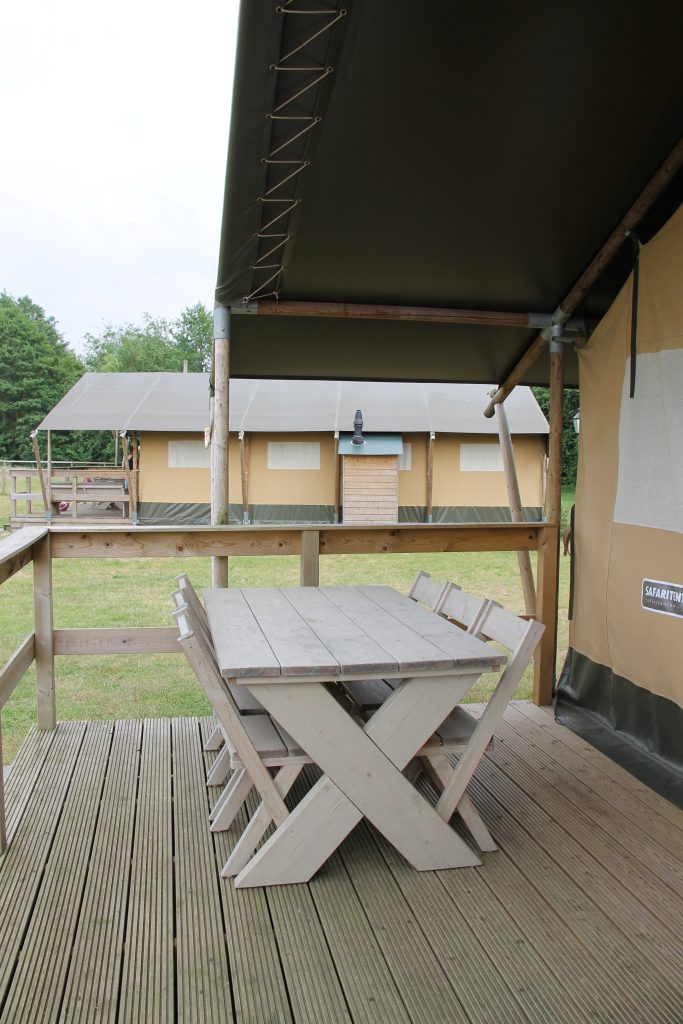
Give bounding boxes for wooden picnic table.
[204,584,506,887]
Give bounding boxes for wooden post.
[211,306,230,587]
[239,431,249,524]
[33,534,56,729]
[29,433,49,516]
[426,432,435,523]
[131,432,139,522]
[300,530,320,586]
[333,432,341,523]
[495,402,536,615]
[114,430,119,469]
[46,430,52,514]
[533,348,563,705]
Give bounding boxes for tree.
[0,293,92,461]
[531,386,580,486]
[83,304,213,373]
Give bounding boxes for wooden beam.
[46,431,52,512]
[33,534,55,729]
[426,432,435,523]
[533,349,563,705]
[0,526,46,586]
[485,135,683,417]
[0,633,35,709]
[50,523,540,559]
[131,431,139,519]
[495,403,536,615]
[257,299,535,327]
[300,530,320,586]
[211,307,230,587]
[53,627,179,655]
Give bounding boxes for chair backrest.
[172,593,289,824]
[408,571,450,611]
[434,582,491,633]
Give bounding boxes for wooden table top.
[204,585,506,681]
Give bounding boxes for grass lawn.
[0,488,574,762]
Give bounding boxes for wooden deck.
[0,701,681,1024]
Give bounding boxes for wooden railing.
[9,467,137,524]
[0,518,559,853]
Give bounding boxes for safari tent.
[209,0,683,796]
[37,374,549,526]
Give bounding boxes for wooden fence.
[0,519,558,853]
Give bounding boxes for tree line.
[0,291,580,484]
[0,293,212,463]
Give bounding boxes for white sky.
[1,0,238,353]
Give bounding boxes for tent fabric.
[215,0,683,387]
[39,376,549,436]
[558,204,683,780]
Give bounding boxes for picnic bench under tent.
[210,0,683,799]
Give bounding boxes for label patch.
[642,578,683,619]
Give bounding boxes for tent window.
[398,442,412,471]
[460,443,503,472]
[268,441,320,470]
[168,440,211,469]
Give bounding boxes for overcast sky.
[1,0,238,353]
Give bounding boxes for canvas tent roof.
[215,1,683,388]
[38,373,549,435]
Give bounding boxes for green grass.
[0,489,574,762]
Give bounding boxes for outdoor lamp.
[573,410,580,434]
[352,409,364,446]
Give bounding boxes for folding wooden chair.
[172,595,314,878]
[423,588,545,842]
[175,573,265,780]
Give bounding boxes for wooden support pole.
[239,431,249,524]
[211,306,230,587]
[131,431,139,521]
[495,403,536,615]
[114,430,119,469]
[333,433,341,523]
[533,349,563,705]
[29,432,49,516]
[300,530,320,586]
[425,432,435,523]
[33,534,55,729]
[46,430,52,513]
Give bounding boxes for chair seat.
[222,712,312,769]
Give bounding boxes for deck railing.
[0,518,559,853]
[9,467,138,524]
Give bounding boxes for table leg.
[236,674,482,887]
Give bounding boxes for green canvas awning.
[215,0,683,387]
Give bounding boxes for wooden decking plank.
[481,707,683,926]
[504,702,683,857]
[118,719,173,1024]
[370,836,534,1024]
[468,763,683,1022]
[59,719,142,1024]
[517,702,683,831]
[337,822,472,1024]
[413,780,644,1024]
[307,851,412,1024]
[3,725,57,841]
[173,717,233,1024]
[0,722,86,1009]
[1,721,113,1024]
[266,884,352,1024]
[200,719,293,1024]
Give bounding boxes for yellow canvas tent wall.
[558,204,683,798]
